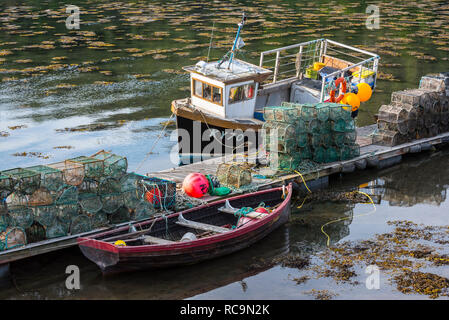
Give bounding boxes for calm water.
[0,0,448,299]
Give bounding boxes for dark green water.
[0,0,448,299]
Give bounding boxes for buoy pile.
[263,101,360,171]
[373,73,449,146]
[0,150,176,251]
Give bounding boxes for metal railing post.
[273,51,280,83]
[296,45,303,79]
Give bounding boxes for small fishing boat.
[171,13,380,164]
[78,183,292,274]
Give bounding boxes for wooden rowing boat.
[78,184,292,274]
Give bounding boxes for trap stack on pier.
[0,150,176,251]
[262,102,360,172]
[374,73,449,146]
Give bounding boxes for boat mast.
[217,12,247,69]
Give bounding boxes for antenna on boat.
[206,21,216,63]
[217,12,247,70]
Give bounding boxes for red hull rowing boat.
[78,184,292,274]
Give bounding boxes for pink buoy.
[182,173,210,198]
[255,207,269,214]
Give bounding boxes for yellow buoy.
[356,83,372,102]
[341,92,360,112]
[114,240,127,246]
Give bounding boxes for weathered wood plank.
[143,236,176,245]
[175,220,230,233]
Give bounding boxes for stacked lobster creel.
[373,73,449,146]
[0,150,176,251]
[263,101,360,172]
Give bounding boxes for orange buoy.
[182,173,210,198]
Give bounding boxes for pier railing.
[259,39,380,102]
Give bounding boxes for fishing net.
[216,163,252,188]
[70,214,92,235]
[46,219,69,239]
[28,187,53,206]
[55,185,79,205]
[315,103,330,121]
[100,193,124,214]
[8,206,34,229]
[27,165,64,192]
[90,211,109,229]
[91,150,128,178]
[329,104,352,121]
[132,201,156,221]
[68,156,104,179]
[120,173,146,209]
[1,168,41,195]
[79,193,103,214]
[0,227,27,251]
[108,207,130,224]
[33,205,57,226]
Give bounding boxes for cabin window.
[192,79,222,106]
[229,84,255,104]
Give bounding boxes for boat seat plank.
[143,235,177,245]
[175,220,229,233]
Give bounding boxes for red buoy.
[255,207,269,214]
[182,173,209,198]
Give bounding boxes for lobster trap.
[68,156,104,179]
[91,150,128,178]
[263,106,299,123]
[1,168,41,195]
[48,161,84,186]
[70,214,92,235]
[27,165,64,192]
[0,227,27,251]
[140,175,176,210]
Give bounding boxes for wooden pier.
[1,124,449,266]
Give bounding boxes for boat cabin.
[183,59,272,119]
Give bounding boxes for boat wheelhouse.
[172,25,380,164]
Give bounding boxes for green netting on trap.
[326,146,340,163]
[333,132,346,146]
[297,133,308,148]
[8,206,34,229]
[1,168,41,195]
[100,193,124,214]
[318,120,332,134]
[47,161,84,186]
[27,165,64,192]
[0,174,15,196]
[70,214,92,234]
[262,121,297,154]
[340,144,360,160]
[299,104,318,121]
[329,104,352,121]
[263,106,299,123]
[57,204,79,225]
[331,118,355,133]
[79,193,103,214]
[307,119,320,133]
[123,190,143,210]
[0,227,27,251]
[108,207,130,224]
[269,153,302,172]
[140,176,176,210]
[90,211,109,229]
[98,177,121,194]
[55,185,79,205]
[46,219,69,239]
[120,173,145,209]
[33,205,57,226]
[315,103,330,121]
[78,179,99,194]
[68,156,104,179]
[6,192,29,207]
[0,214,11,233]
[313,146,327,163]
[91,150,128,178]
[216,163,252,189]
[132,201,156,221]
